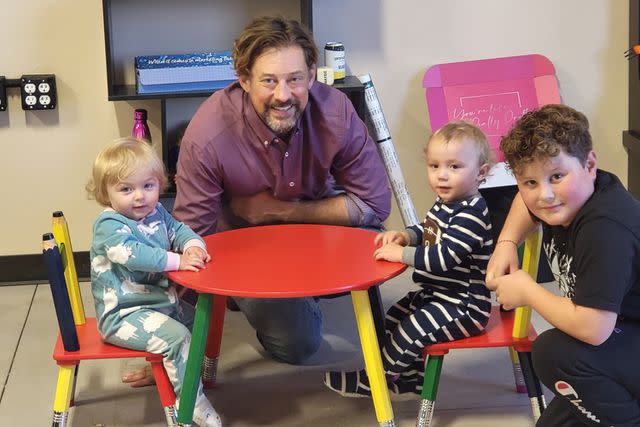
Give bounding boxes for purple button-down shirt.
[173,81,391,236]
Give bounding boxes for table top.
[168,224,407,298]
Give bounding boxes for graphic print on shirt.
[137,219,161,238]
[544,237,576,298]
[421,217,442,246]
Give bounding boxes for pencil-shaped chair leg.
[52,365,75,427]
[508,346,527,393]
[149,358,178,426]
[416,355,443,427]
[203,295,226,389]
[69,365,79,407]
[517,350,546,421]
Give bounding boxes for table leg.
[368,286,386,351]
[203,295,227,388]
[351,290,395,427]
[178,293,213,426]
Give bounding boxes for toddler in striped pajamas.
[325,121,495,396]
[86,137,222,426]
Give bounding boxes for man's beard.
[262,100,302,135]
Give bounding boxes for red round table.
[169,224,406,427]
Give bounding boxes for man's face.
[239,45,315,136]
[516,150,597,227]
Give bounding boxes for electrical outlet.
[21,74,57,110]
[0,77,6,112]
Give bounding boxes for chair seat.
[53,317,163,363]
[424,306,537,356]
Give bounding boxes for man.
[123,16,390,385]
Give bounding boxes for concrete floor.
[0,270,554,426]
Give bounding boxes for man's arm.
[173,138,223,236]
[329,105,391,226]
[486,192,540,281]
[230,191,351,225]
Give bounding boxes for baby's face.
[107,166,160,220]
[425,136,487,203]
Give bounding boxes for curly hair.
[86,137,168,207]
[426,120,495,168]
[232,16,318,78]
[500,104,592,176]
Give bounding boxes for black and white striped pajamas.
[382,196,493,388]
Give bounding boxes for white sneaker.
[193,395,222,427]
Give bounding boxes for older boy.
[487,104,640,426]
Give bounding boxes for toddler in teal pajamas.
[86,137,221,427]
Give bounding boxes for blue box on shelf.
[135,51,236,94]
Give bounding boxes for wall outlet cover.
[21,74,57,110]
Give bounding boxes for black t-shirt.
[538,170,640,320]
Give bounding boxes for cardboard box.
[135,51,236,94]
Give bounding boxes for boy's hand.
[374,230,409,247]
[184,246,211,263]
[374,242,404,263]
[486,269,536,310]
[485,240,520,282]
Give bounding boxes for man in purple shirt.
[174,16,390,366]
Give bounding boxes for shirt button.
[263,140,269,146]
[285,151,289,157]
[289,181,295,187]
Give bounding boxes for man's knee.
[258,328,322,364]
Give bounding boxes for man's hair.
[500,104,592,176]
[86,137,168,207]
[426,120,495,168]
[232,15,318,78]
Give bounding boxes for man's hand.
[486,269,537,310]
[374,230,409,247]
[230,191,287,225]
[374,242,404,263]
[485,240,520,282]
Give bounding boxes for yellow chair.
[43,211,178,427]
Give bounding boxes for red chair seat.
[424,306,537,356]
[53,317,163,363]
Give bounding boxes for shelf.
[108,76,364,101]
[108,84,215,101]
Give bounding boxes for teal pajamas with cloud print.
[90,203,204,396]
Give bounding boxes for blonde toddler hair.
[86,137,168,207]
[426,120,495,168]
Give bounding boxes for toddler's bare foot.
[122,364,155,387]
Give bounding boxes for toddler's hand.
[374,230,408,247]
[184,246,211,263]
[179,248,209,272]
[373,242,404,263]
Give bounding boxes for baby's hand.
[184,246,211,263]
[373,242,404,263]
[374,230,408,247]
[179,247,210,272]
